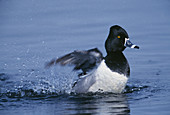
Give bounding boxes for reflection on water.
[0,87,130,115]
[67,93,130,115]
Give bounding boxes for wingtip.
[44,59,56,69]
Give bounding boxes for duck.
[45,25,139,93]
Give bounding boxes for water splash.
[0,66,77,98]
[0,67,151,99]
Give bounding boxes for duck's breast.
[88,60,128,93]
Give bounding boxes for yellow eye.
[117,36,120,38]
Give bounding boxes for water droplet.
[26,49,30,53]
[18,69,21,73]
[17,57,21,60]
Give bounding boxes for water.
[0,0,170,115]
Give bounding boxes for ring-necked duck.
[46,25,139,93]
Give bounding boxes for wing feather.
[45,48,103,74]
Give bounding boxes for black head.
[105,25,139,54]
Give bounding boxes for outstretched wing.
[45,48,103,74]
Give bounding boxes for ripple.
[124,84,149,93]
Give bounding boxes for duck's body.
[46,25,139,93]
[73,60,128,93]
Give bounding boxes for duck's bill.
[124,38,139,49]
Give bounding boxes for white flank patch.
[72,60,128,93]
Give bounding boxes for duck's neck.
[104,51,130,77]
[107,51,123,56]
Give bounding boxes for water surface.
[0,0,170,115]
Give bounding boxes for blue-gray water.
[0,0,170,115]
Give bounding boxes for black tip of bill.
[134,46,139,49]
